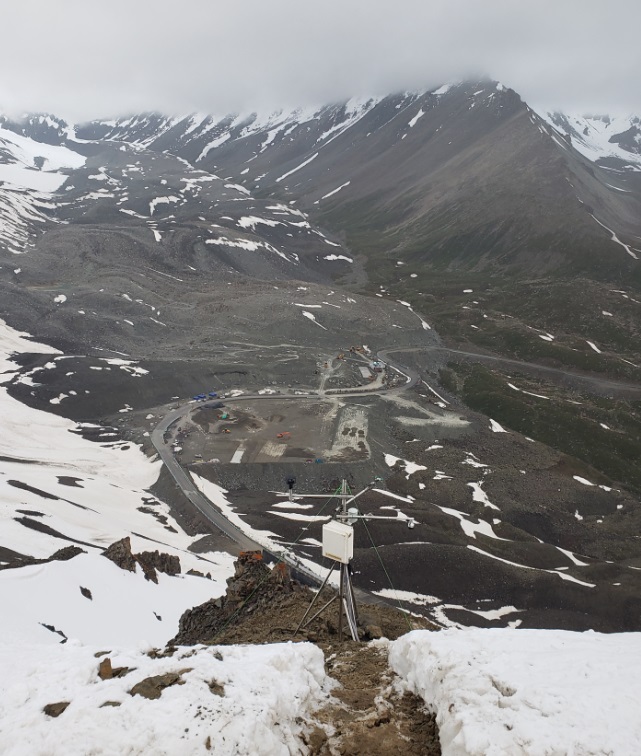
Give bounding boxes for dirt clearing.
[170,398,372,465]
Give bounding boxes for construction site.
[166,396,371,467]
[157,347,392,468]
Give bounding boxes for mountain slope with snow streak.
[5,82,641,282]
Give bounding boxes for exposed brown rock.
[129,672,185,700]
[100,701,122,708]
[170,552,430,647]
[208,680,225,696]
[43,702,70,718]
[136,550,181,584]
[98,658,113,680]
[98,657,133,680]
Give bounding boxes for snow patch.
[384,454,427,478]
[275,152,319,183]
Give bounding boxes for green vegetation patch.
[450,363,641,493]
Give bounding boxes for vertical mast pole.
[338,563,344,642]
[337,478,348,642]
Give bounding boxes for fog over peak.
[0,0,639,121]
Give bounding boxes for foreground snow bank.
[0,641,330,755]
[390,628,641,756]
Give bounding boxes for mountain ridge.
[4,80,637,285]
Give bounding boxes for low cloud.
[0,0,639,120]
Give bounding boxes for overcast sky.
[1,0,639,120]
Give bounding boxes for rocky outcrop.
[171,551,299,645]
[51,545,85,561]
[136,550,181,583]
[102,537,181,583]
[103,538,137,572]
[97,657,132,680]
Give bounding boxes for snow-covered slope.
[0,126,85,191]
[390,628,641,756]
[0,553,229,647]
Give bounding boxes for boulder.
[136,550,181,584]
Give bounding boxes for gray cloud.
[1,0,639,120]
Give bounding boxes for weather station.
[276,477,416,642]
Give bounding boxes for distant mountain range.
[3,80,641,284]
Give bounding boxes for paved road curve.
[151,407,261,552]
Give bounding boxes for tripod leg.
[295,562,336,635]
[344,570,359,641]
[303,595,338,627]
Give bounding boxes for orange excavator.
[276,431,291,439]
